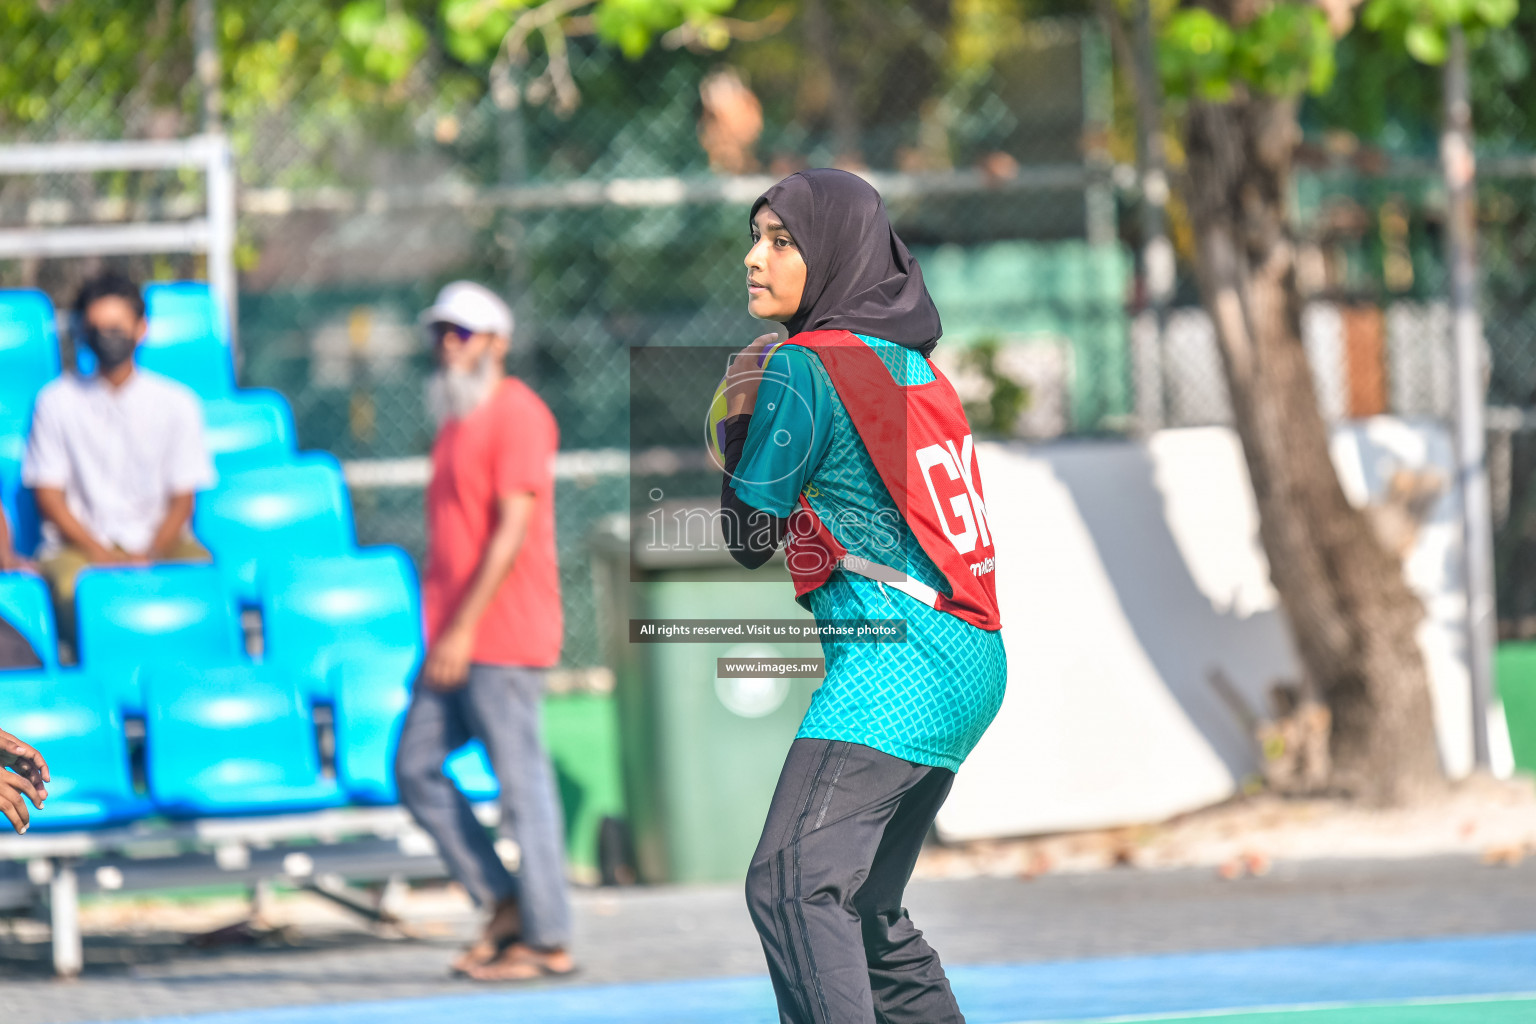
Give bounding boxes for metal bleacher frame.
[0,135,238,346]
[0,804,495,976]
[0,137,472,978]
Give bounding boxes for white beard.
[426,357,498,426]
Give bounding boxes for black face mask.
[83,326,137,372]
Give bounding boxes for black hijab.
[751,169,942,357]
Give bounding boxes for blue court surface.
[118,931,1536,1024]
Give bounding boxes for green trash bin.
[542,691,627,883]
[1495,642,1536,774]
[594,512,823,884]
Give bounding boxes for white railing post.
[206,134,239,353]
[50,860,82,978]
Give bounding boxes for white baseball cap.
[419,281,514,338]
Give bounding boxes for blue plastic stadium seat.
[446,740,500,802]
[0,289,60,424]
[0,572,56,669]
[141,281,233,397]
[334,673,499,804]
[194,454,355,605]
[331,647,496,805]
[76,281,233,398]
[0,453,40,559]
[202,389,296,475]
[0,671,152,830]
[331,648,420,804]
[263,548,421,700]
[145,281,230,345]
[75,564,244,715]
[0,413,25,447]
[145,662,344,817]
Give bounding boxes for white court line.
[997,989,1536,1024]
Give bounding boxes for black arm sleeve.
[719,414,789,569]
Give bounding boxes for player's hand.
[725,333,780,418]
[0,728,49,835]
[423,625,475,691]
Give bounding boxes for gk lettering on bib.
[776,331,1002,631]
[916,435,990,555]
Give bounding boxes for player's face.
[745,205,806,323]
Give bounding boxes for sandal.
[450,935,514,976]
[465,943,578,983]
[450,897,523,976]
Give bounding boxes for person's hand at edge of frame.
[0,727,49,835]
[724,333,782,419]
[423,623,475,691]
[0,549,35,573]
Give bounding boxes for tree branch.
[660,8,793,51]
[488,0,596,110]
[541,20,579,115]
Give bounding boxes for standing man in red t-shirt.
[394,281,573,982]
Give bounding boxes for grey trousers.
[394,663,572,949]
[746,738,964,1024]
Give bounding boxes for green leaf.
[1231,3,1336,98]
[442,0,521,65]
[619,22,651,57]
[339,0,429,83]
[588,0,735,59]
[1361,0,1393,31]
[1362,0,1517,64]
[1404,20,1448,63]
[1157,8,1236,100]
[1474,0,1519,29]
[1196,76,1235,101]
[1308,39,1337,94]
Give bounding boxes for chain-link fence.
[239,16,1133,669]
[10,3,1536,650]
[0,7,1123,670]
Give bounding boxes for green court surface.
[1084,995,1536,1024]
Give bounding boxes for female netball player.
[717,168,1007,1024]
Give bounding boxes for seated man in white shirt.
[23,272,216,644]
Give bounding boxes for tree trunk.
[1181,90,1443,804]
[801,0,863,165]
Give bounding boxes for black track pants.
[745,738,965,1024]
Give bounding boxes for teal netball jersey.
[731,335,1007,772]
